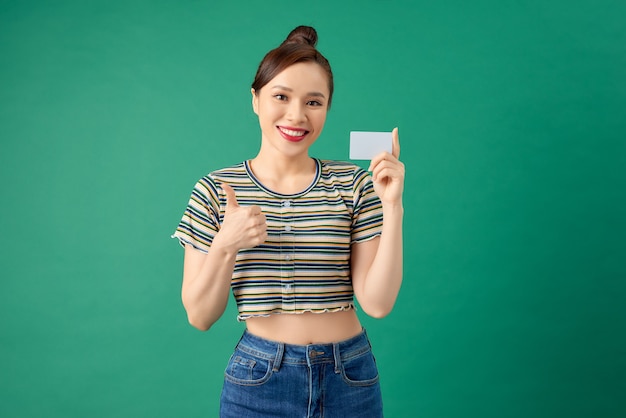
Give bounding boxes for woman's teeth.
[279,127,307,137]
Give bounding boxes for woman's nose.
[286,102,306,122]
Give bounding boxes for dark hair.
[251,26,334,108]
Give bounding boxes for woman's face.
[252,62,329,159]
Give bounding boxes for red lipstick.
[277,126,309,142]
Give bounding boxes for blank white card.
[349,131,392,160]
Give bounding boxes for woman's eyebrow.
[271,85,326,98]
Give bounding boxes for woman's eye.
[274,94,287,101]
[307,100,322,106]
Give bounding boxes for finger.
[372,164,392,182]
[368,152,390,172]
[369,142,402,170]
[369,153,397,176]
[372,160,405,182]
[248,205,262,216]
[258,213,268,228]
[392,127,400,159]
[247,222,267,245]
[222,184,239,210]
[254,229,268,246]
[373,166,401,183]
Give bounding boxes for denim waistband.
[235,329,372,372]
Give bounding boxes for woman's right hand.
[214,183,267,252]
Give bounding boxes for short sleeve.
[171,176,222,253]
[351,167,383,243]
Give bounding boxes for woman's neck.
[249,152,317,195]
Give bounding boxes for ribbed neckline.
[244,158,321,198]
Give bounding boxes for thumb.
[222,184,239,211]
[392,127,400,159]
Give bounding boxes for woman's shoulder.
[319,159,366,174]
[192,161,248,185]
[189,161,248,195]
[207,161,247,178]
[318,159,370,181]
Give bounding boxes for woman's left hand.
[368,127,405,206]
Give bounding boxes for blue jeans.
[220,329,383,418]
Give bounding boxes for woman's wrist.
[382,201,404,215]
[210,233,240,258]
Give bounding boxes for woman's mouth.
[277,126,309,142]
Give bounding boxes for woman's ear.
[251,88,259,115]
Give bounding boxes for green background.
[1,0,625,417]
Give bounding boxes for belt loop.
[332,343,341,374]
[272,342,285,372]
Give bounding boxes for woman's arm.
[181,243,237,331]
[181,184,267,330]
[351,128,405,318]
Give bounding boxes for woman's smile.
[277,125,309,142]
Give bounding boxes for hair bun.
[282,25,318,47]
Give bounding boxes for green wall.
[1,1,624,417]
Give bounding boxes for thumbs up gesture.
[215,184,268,252]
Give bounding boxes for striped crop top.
[172,159,383,320]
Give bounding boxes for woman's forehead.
[267,62,330,95]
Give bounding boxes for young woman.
[173,25,404,417]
